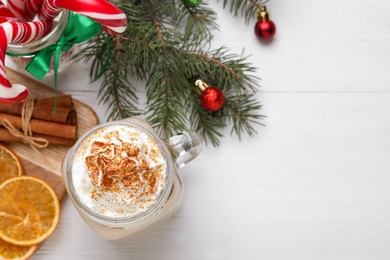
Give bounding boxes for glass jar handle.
[168,130,203,168]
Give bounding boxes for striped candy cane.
[0,1,18,21]
[38,0,127,34]
[25,0,44,21]
[6,0,27,21]
[0,20,52,103]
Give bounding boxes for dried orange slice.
[0,238,38,260]
[0,143,23,185]
[0,176,60,246]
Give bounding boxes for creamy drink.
[62,118,202,240]
[71,124,166,219]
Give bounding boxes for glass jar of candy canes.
[0,0,125,103]
[6,10,75,78]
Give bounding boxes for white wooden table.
[8,0,390,259]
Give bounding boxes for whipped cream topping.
[71,124,166,218]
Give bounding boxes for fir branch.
[175,2,218,42]
[219,0,269,23]
[149,0,164,43]
[146,67,189,140]
[177,46,263,145]
[143,0,192,139]
[224,92,265,138]
[98,36,141,120]
[188,97,226,146]
[77,0,267,146]
[182,46,260,93]
[75,33,109,81]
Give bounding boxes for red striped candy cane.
[38,0,127,34]
[0,1,18,21]
[0,20,52,103]
[25,0,44,21]
[6,0,27,21]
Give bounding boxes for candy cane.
[6,0,27,21]
[38,0,127,34]
[0,20,52,103]
[0,1,18,21]
[25,0,43,21]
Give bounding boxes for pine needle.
[77,0,266,146]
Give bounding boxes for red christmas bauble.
[254,20,276,40]
[200,87,225,112]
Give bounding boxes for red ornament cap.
[196,80,225,112]
[254,6,276,40]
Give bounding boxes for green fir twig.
[219,0,269,24]
[77,0,265,146]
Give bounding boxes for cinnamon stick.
[0,102,77,125]
[0,127,76,146]
[0,113,77,139]
[35,95,73,108]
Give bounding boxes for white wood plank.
[3,0,386,258]
[32,92,390,259]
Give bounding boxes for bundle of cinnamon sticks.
[0,95,78,146]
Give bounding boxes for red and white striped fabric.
[0,20,52,103]
[38,0,127,34]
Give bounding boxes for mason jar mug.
[61,117,202,240]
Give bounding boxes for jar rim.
[7,10,70,55]
[66,121,175,226]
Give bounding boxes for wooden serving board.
[5,67,99,200]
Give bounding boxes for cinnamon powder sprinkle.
[84,129,165,206]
